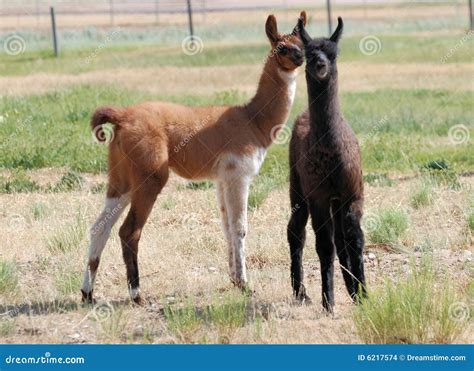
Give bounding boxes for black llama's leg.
[287,169,310,303]
[310,203,336,312]
[343,203,367,301]
[332,201,356,299]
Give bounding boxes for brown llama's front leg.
[224,177,251,291]
[216,182,236,280]
[310,204,336,312]
[119,175,167,304]
[287,171,310,303]
[343,205,367,301]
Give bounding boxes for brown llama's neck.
[307,68,342,142]
[245,57,297,148]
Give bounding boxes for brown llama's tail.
[91,106,126,143]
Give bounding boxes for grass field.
[0,4,473,344]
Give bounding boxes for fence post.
[155,0,159,25]
[110,0,115,26]
[187,0,194,38]
[50,6,59,57]
[469,0,473,30]
[326,0,332,35]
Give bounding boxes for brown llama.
[81,12,307,304]
[287,17,366,311]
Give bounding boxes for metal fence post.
[187,0,194,38]
[469,0,473,30]
[326,0,332,35]
[50,6,59,57]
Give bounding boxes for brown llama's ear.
[329,17,344,43]
[300,11,307,27]
[292,11,307,35]
[265,14,279,43]
[297,15,311,46]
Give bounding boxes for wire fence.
[0,0,471,53]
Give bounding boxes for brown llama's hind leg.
[310,203,336,312]
[119,170,169,304]
[342,203,367,302]
[287,170,310,303]
[81,182,130,303]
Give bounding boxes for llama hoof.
[81,289,95,304]
[231,279,253,296]
[131,295,144,306]
[294,286,311,305]
[296,293,312,305]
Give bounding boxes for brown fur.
[82,12,307,304]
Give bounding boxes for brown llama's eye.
[279,46,288,55]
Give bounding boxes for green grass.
[0,259,18,295]
[45,215,86,253]
[367,207,409,245]
[410,182,434,209]
[1,34,471,76]
[0,85,471,175]
[164,294,249,343]
[55,271,82,296]
[0,170,40,193]
[30,201,49,220]
[468,210,474,232]
[354,259,469,343]
[51,170,85,192]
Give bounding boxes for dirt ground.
[0,170,472,343]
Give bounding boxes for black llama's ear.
[329,17,344,43]
[297,15,312,46]
[265,15,279,43]
[292,11,307,35]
